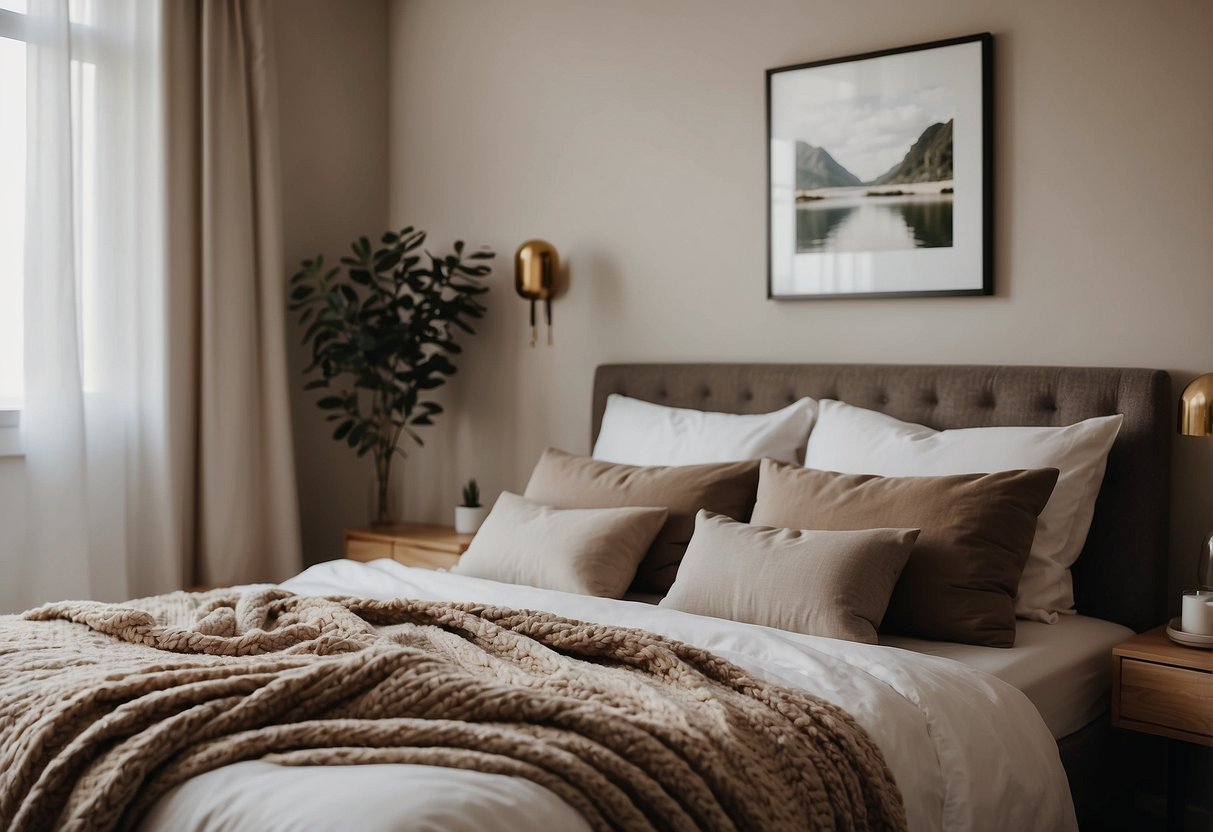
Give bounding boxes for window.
[0,0,99,453]
[0,5,26,414]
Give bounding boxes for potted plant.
[290,227,494,526]
[455,479,488,534]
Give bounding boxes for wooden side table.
[343,523,474,571]
[1112,625,1213,830]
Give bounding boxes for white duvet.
[140,559,1077,832]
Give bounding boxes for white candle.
[1181,590,1213,635]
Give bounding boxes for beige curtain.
[163,0,302,586]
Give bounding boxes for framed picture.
[766,33,992,300]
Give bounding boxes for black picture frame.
[766,33,993,300]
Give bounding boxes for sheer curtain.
[10,0,300,612]
[18,0,178,610]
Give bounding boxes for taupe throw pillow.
[751,460,1060,647]
[523,448,760,594]
[661,511,920,644]
[453,492,668,598]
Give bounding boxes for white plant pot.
[454,505,488,535]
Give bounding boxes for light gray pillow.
[453,492,668,598]
[659,511,920,644]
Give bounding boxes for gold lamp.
[1179,372,1213,437]
[1179,372,1213,590]
[515,240,558,347]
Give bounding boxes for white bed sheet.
[141,559,1078,832]
[881,614,1131,740]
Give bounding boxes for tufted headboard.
[592,363,1171,632]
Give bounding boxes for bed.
[589,362,1172,824]
[3,362,1171,832]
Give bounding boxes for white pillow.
[804,400,1123,623]
[592,394,817,466]
[452,492,668,598]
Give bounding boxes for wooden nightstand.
[1112,626,1212,830]
[1113,626,1213,745]
[343,523,474,571]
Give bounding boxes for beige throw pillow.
[453,492,668,598]
[660,511,919,644]
[523,448,760,594]
[751,460,1060,647]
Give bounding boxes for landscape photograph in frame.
[767,33,992,299]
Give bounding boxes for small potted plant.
[455,479,488,534]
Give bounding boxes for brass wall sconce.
[1179,372,1212,437]
[1179,371,1213,590]
[515,240,558,347]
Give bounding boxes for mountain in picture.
[870,119,953,186]
[791,118,955,253]
[794,141,864,190]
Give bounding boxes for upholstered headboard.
[592,363,1171,632]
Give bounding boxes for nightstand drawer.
[345,538,394,562]
[343,523,472,571]
[392,543,460,570]
[1119,659,1213,738]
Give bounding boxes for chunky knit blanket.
[0,589,906,832]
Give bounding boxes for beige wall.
[384,0,1213,611]
[273,0,390,565]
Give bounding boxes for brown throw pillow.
[523,448,760,594]
[751,459,1060,647]
[661,511,920,644]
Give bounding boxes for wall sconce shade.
[1179,372,1213,437]
[515,240,558,347]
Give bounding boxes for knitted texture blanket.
[0,589,907,832]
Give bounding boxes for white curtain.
[10,0,301,612]
[17,0,178,610]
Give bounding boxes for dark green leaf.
[375,249,403,272]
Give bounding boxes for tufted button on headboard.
[592,363,1171,632]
